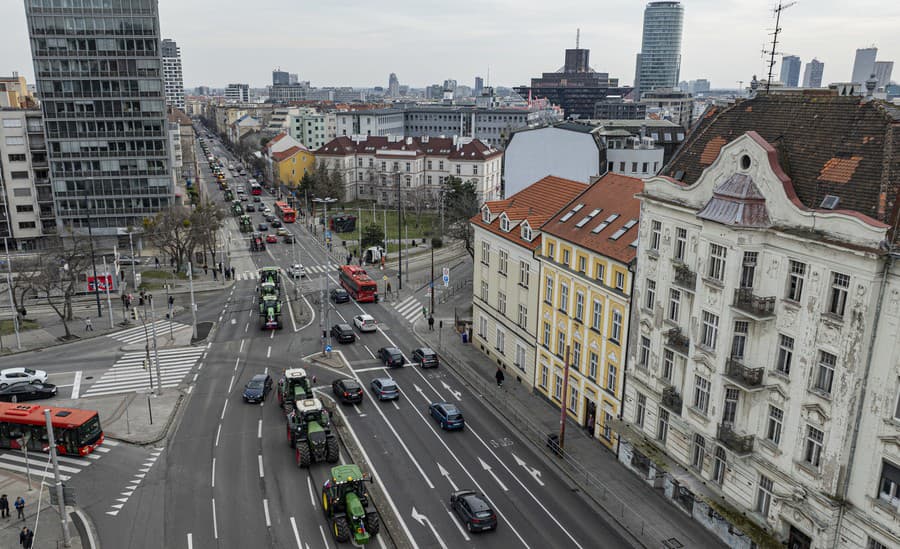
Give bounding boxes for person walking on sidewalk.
[428,316,434,331]
[84,317,93,332]
[0,494,8,518]
[495,368,505,387]
[14,496,24,520]
[20,526,33,548]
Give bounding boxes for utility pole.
[102,257,114,329]
[357,205,362,258]
[404,224,409,285]
[187,262,198,340]
[150,296,162,394]
[3,238,20,349]
[128,230,138,292]
[319,275,326,356]
[84,183,102,318]
[397,172,403,290]
[558,345,572,454]
[44,409,72,547]
[430,244,435,316]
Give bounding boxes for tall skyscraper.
[388,73,400,98]
[779,55,801,87]
[24,0,172,234]
[852,47,878,85]
[634,1,684,98]
[272,69,290,86]
[161,39,185,110]
[874,61,894,90]
[474,76,484,97]
[802,58,824,88]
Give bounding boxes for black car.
[0,381,57,402]
[258,223,268,231]
[412,347,439,368]
[330,288,350,304]
[283,234,294,243]
[271,220,283,228]
[253,196,261,202]
[450,490,497,532]
[331,323,356,344]
[332,378,363,404]
[245,204,256,212]
[242,373,272,403]
[264,213,276,222]
[378,347,404,368]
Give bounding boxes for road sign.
[442,267,450,287]
[325,230,332,239]
[383,275,388,281]
[325,345,332,353]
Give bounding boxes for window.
[766,405,783,446]
[7,154,26,162]
[427,160,432,170]
[15,205,34,213]
[693,374,710,414]
[607,363,617,392]
[542,322,551,347]
[645,280,656,310]
[588,352,598,379]
[611,310,622,343]
[879,461,900,508]
[639,336,651,368]
[517,303,528,327]
[776,334,794,375]
[722,387,739,425]
[2,118,23,128]
[546,241,555,258]
[701,311,719,350]
[804,425,824,467]
[18,222,35,229]
[562,249,570,265]
[557,331,566,357]
[591,299,602,330]
[668,288,683,323]
[691,434,706,470]
[740,251,757,288]
[540,365,548,389]
[657,409,670,442]
[828,272,850,317]
[572,341,582,370]
[514,345,526,370]
[662,349,675,383]
[713,447,727,485]
[473,165,478,175]
[480,281,488,301]
[814,351,836,394]
[495,328,505,354]
[497,292,506,315]
[481,242,490,265]
[12,188,30,197]
[707,243,727,281]
[518,261,530,287]
[595,263,605,283]
[787,260,807,301]
[756,475,773,516]
[498,249,508,275]
[499,216,510,232]
[731,321,749,359]
[456,164,461,175]
[568,385,579,412]
[4,137,24,146]
[554,374,563,400]
[577,256,586,273]
[650,220,661,251]
[635,393,646,428]
[574,292,584,321]
[544,276,553,304]
[602,410,613,440]
[869,538,890,549]
[615,271,625,291]
[479,316,487,338]
[439,160,444,170]
[559,283,569,313]
[674,228,687,261]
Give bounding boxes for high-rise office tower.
[852,47,878,85]
[874,61,894,90]
[161,39,185,110]
[802,58,824,88]
[474,76,484,97]
[273,69,290,86]
[634,1,684,99]
[24,0,172,235]
[779,55,801,87]
[388,73,400,98]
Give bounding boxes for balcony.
[724,358,765,391]
[673,262,697,291]
[717,423,754,456]
[732,288,776,319]
[661,386,683,415]
[665,327,690,355]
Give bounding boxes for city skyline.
[1,0,898,90]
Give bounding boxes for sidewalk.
[0,470,92,549]
[411,316,726,549]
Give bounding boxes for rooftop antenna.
[576,28,580,49]
[761,1,796,94]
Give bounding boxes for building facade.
[225,83,250,103]
[161,39,185,110]
[852,47,878,85]
[593,97,647,120]
[272,145,314,188]
[874,61,894,91]
[634,1,684,98]
[288,108,327,150]
[25,0,173,235]
[802,59,824,88]
[0,73,35,109]
[779,55,801,87]
[639,88,694,129]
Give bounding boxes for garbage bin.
[461,332,468,344]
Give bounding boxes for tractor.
[259,294,282,329]
[250,232,266,252]
[287,398,340,467]
[277,367,314,408]
[321,464,380,544]
[239,215,252,233]
[231,200,243,216]
[258,267,281,288]
[224,189,234,201]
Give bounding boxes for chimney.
[865,74,878,98]
[406,136,412,146]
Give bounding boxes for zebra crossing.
[394,295,425,324]
[0,439,119,481]
[108,320,191,345]
[82,347,206,398]
[234,264,337,280]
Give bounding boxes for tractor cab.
[290,398,330,430]
[321,464,379,545]
[278,367,313,406]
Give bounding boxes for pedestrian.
[386,281,392,296]
[154,256,160,269]
[213,268,218,281]
[358,256,363,266]
[120,269,125,281]
[168,295,174,309]
[203,265,208,276]
[170,257,175,267]
[20,526,33,548]
[428,316,434,331]
[14,496,24,520]
[346,253,351,265]
[84,317,93,332]
[147,293,153,306]
[495,368,505,387]
[0,494,9,518]
[231,266,236,279]
[218,262,223,274]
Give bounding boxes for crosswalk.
[82,347,206,398]
[234,264,337,280]
[394,295,425,324]
[108,320,191,345]
[0,439,119,481]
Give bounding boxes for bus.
[250,182,262,195]
[338,265,378,303]
[0,402,104,456]
[274,201,296,223]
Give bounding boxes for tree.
[443,176,480,257]
[143,206,194,272]
[190,201,226,268]
[33,232,93,339]
[360,224,385,249]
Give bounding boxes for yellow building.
[272,145,315,188]
[535,173,643,448]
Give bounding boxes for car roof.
[373,377,396,386]
[434,402,458,413]
[340,378,361,387]
[382,346,400,353]
[462,493,491,511]
[415,347,436,355]
[250,374,269,382]
[336,323,353,330]
[356,314,374,320]
[333,288,348,293]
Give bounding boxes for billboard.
[87,274,115,293]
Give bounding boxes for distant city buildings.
[225,83,250,103]
[802,59,824,88]
[639,88,694,128]
[272,69,290,86]
[779,55,801,87]
[874,61,894,90]
[634,1,684,98]
[593,96,647,120]
[388,73,400,98]
[0,72,35,108]
[852,47,878,85]
[474,76,484,97]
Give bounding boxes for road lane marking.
[351,366,386,373]
[230,319,236,325]
[187,533,193,549]
[211,498,218,539]
[270,329,275,339]
[220,399,228,420]
[263,498,271,527]
[290,517,302,548]
[267,345,271,358]
[319,525,329,548]
[446,508,470,542]
[239,339,244,353]
[363,345,376,359]
[307,476,317,509]
[193,373,198,383]
[258,420,263,438]
[258,454,264,478]
[392,400,400,411]
[234,357,240,371]
[187,386,193,394]
[211,458,215,487]
[71,371,82,399]
[197,362,203,371]
[215,424,221,447]
[227,375,234,393]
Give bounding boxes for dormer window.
[500,215,510,232]
[521,223,533,241]
[481,207,491,223]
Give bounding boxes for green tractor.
[258,267,281,287]
[231,200,243,216]
[239,215,252,233]
[259,293,282,329]
[287,397,340,467]
[277,367,314,408]
[224,189,234,201]
[321,464,380,544]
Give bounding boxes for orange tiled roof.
[817,156,862,184]
[272,146,306,162]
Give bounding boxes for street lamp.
[311,196,338,249]
[311,196,337,357]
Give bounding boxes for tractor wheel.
[332,516,351,543]
[365,512,380,536]
[326,436,340,463]
[287,426,295,448]
[296,444,311,468]
[321,489,330,517]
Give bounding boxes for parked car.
[370,378,399,401]
[330,288,350,304]
[289,264,305,278]
[450,490,498,532]
[258,223,268,231]
[117,255,141,265]
[429,402,465,430]
[332,378,363,404]
[242,373,272,403]
[0,382,57,402]
[266,234,278,243]
[276,227,289,236]
[0,368,48,388]
[330,323,356,344]
[378,347,404,368]
[412,347,439,368]
[353,314,377,333]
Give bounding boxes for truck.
[321,464,380,544]
[277,367,314,408]
[363,246,386,265]
[239,215,253,233]
[287,397,340,467]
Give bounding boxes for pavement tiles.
[82,347,205,398]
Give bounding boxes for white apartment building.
[288,108,327,150]
[0,108,51,247]
[335,110,404,137]
[315,135,503,204]
[161,39,185,110]
[224,83,249,103]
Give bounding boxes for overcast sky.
[1,0,898,90]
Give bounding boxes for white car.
[353,314,377,333]
[0,368,48,388]
[263,206,272,214]
[289,264,306,279]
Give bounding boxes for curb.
[71,506,99,549]
[107,392,186,446]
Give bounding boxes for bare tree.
[143,206,195,272]
[191,201,226,268]
[32,233,93,339]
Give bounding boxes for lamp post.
[311,196,337,250]
[397,172,403,291]
[83,183,102,318]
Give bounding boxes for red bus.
[339,265,378,303]
[250,182,262,195]
[274,201,296,223]
[0,403,104,456]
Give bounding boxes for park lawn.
[0,319,39,336]
[141,270,188,280]
[331,208,439,242]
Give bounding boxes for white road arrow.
[411,507,449,549]
[512,453,545,486]
[413,383,430,403]
[478,457,509,491]
[440,381,462,401]
[437,463,458,491]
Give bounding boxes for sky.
[1,0,898,90]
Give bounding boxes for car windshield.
[247,381,264,389]
[475,510,493,518]
[23,369,36,375]
[381,382,396,390]
[344,381,360,390]
[448,413,462,421]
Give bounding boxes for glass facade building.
[634,1,684,99]
[24,0,172,234]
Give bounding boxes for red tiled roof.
[542,173,644,264]
[818,156,862,184]
[272,146,305,162]
[315,136,502,160]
